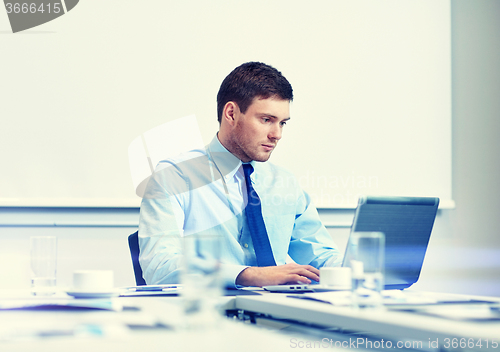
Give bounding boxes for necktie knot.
[243,163,254,178]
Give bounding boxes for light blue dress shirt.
[138,135,341,287]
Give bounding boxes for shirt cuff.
[220,264,249,288]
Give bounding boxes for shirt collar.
[208,135,242,181]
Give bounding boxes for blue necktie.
[243,164,276,267]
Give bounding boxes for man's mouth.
[262,144,275,152]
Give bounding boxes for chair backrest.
[128,231,147,286]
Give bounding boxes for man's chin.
[252,153,272,162]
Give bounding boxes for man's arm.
[235,263,320,287]
[138,168,185,285]
[139,158,255,287]
[233,173,340,287]
[288,191,342,268]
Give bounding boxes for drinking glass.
[30,236,57,296]
[181,233,223,329]
[348,232,385,309]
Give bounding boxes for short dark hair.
[216,62,293,123]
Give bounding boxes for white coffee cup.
[73,270,114,292]
[320,267,352,288]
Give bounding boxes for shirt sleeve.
[288,190,343,268]
[138,160,250,287]
[138,164,186,285]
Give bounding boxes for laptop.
[263,195,440,292]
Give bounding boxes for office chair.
[128,231,147,286]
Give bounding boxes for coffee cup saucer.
[66,288,121,299]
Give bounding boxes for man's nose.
[269,124,282,141]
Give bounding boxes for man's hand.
[235,263,320,287]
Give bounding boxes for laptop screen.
[343,196,439,290]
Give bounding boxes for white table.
[2,289,499,352]
[233,291,500,351]
[0,289,290,352]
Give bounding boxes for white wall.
[396,0,500,296]
[1,0,499,296]
[330,1,500,297]
[443,0,500,295]
[0,0,453,209]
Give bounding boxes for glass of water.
[30,236,57,296]
[349,232,385,309]
[181,233,223,329]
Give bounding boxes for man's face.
[229,97,290,162]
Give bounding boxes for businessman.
[139,62,341,287]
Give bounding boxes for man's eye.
[262,118,270,123]
[280,121,287,126]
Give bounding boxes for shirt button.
[244,243,249,248]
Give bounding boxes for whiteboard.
[0,0,452,208]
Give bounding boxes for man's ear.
[222,101,239,127]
